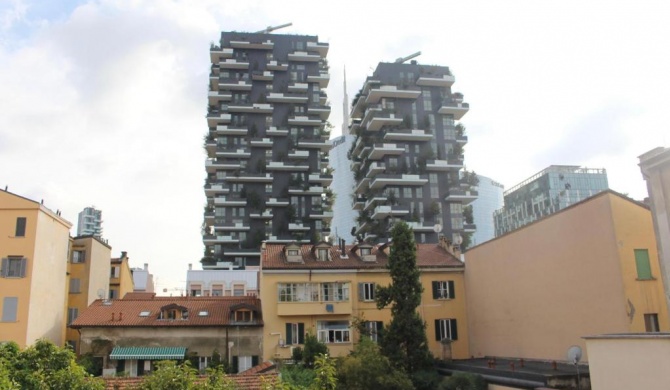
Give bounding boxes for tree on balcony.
[464,205,474,224]
[455,123,466,137]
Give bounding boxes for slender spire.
[342,66,350,136]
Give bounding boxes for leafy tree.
[301,333,328,367]
[439,372,486,390]
[376,221,433,375]
[411,369,443,390]
[279,364,314,388]
[77,352,103,376]
[0,340,103,389]
[337,337,413,390]
[136,360,198,390]
[197,366,238,390]
[312,354,337,390]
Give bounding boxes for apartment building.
[0,189,72,347]
[259,240,468,362]
[66,235,113,352]
[348,61,475,246]
[204,30,332,269]
[186,267,259,297]
[110,251,134,300]
[132,263,155,293]
[77,206,103,237]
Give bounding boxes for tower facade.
[349,61,475,245]
[77,207,102,237]
[493,165,609,236]
[470,175,504,246]
[204,31,332,268]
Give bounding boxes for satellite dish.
[453,235,463,246]
[97,289,105,299]
[433,224,442,233]
[567,345,582,364]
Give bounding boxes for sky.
[1,0,669,293]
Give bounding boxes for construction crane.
[256,23,292,34]
[394,51,422,64]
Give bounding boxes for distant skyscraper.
[77,207,102,237]
[471,175,504,246]
[494,165,608,236]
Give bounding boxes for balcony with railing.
[362,108,403,132]
[250,138,273,147]
[225,173,273,183]
[215,125,247,136]
[366,85,421,104]
[384,129,433,142]
[210,46,233,63]
[288,83,309,93]
[228,103,273,114]
[213,197,246,206]
[288,223,311,231]
[369,174,428,190]
[251,71,274,81]
[266,126,290,136]
[229,40,274,50]
[307,105,331,120]
[308,174,333,186]
[289,150,310,159]
[363,196,387,212]
[219,79,252,91]
[438,94,469,119]
[204,183,229,196]
[215,147,251,159]
[208,90,232,103]
[206,112,232,127]
[367,143,404,160]
[267,60,289,71]
[289,186,325,195]
[365,162,386,178]
[309,208,334,220]
[266,93,308,103]
[372,205,410,220]
[297,137,330,150]
[416,74,455,87]
[267,198,290,207]
[250,209,273,219]
[306,41,329,57]
[267,162,309,171]
[307,72,330,88]
[219,59,250,69]
[444,186,478,204]
[203,235,240,244]
[425,159,463,172]
[288,51,321,62]
[406,221,436,232]
[205,159,242,172]
[352,196,366,211]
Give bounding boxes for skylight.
[198,311,209,317]
[139,311,151,317]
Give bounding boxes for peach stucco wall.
[465,193,638,362]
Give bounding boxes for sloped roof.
[262,243,463,270]
[70,296,262,328]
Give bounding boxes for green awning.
[109,346,186,360]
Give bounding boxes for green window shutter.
[635,249,652,279]
[435,319,441,341]
[298,323,305,344]
[450,319,458,341]
[448,281,455,299]
[432,281,439,299]
[1,258,7,277]
[286,323,293,345]
[376,321,384,343]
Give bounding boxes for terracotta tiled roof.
[103,372,278,390]
[239,361,276,375]
[262,243,463,270]
[70,296,262,328]
[122,292,156,299]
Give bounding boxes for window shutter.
[232,356,239,374]
[2,297,18,322]
[376,321,384,343]
[19,258,27,278]
[1,258,7,277]
[286,323,293,345]
[634,249,652,279]
[448,281,455,299]
[432,281,439,299]
[358,283,364,301]
[252,355,259,367]
[15,217,26,237]
[450,319,458,341]
[435,319,441,341]
[298,323,305,344]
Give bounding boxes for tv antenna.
[256,23,292,34]
[567,345,582,390]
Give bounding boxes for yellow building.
[260,240,468,362]
[0,189,72,348]
[110,251,134,300]
[465,190,669,362]
[66,235,112,352]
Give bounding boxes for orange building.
[110,251,134,300]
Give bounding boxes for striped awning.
[109,346,186,360]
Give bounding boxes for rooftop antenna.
[256,23,293,34]
[394,51,422,64]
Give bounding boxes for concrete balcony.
[366,162,386,178]
[352,196,365,211]
[406,222,435,232]
[308,174,333,186]
[203,235,240,244]
[288,83,309,93]
[350,159,362,171]
[362,108,403,131]
[250,210,273,219]
[219,59,250,70]
[229,40,274,50]
[307,105,331,120]
[367,143,404,160]
[425,159,463,171]
[463,223,477,233]
[267,61,289,71]
[288,51,321,62]
[416,74,455,87]
[266,93,308,103]
[228,103,273,114]
[210,47,233,63]
[266,126,290,136]
[306,41,329,57]
[215,125,247,136]
[297,138,330,151]
[456,134,468,144]
[372,205,410,220]
[267,162,309,171]
[215,223,251,232]
[277,300,352,316]
[250,138,273,147]
[364,196,387,212]
[384,129,433,142]
[309,209,334,220]
[354,178,370,194]
[208,91,232,103]
[204,183,229,196]
[206,112,232,127]
[251,71,274,81]
[445,187,478,204]
[288,150,309,159]
[267,198,290,207]
[225,173,273,183]
[354,221,372,235]
[219,80,252,91]
[205,160,242,172]
[216,148,251,159]
[307,72,330,88]
[369,174,428,190]
[366,86,421,104]
[288,223,310,231]
[205,140,217,156]
[213,197,246,206]
[289,186,324,195]
[438,97,470,120]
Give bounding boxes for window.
[198,311,209,317]
[1,297,18,322]
[288,249,299,256]
[72,250,85,263]
[360,247,371,256]
[69,278,81,293]
[286,322,305,345]
[317,320,350,343]
[111,266,119,278]
[432,281,455,299]
[199,356,210,371]
[212,285,223,296]
[435,319,458,341]
[67,308,79,324]
[109,289,118,299]
[1,257,27,278]
[139,311,151,317]
[321,282,349,302]
[278,283,319,302]
[234,310,252,323]
[232,356,259,374]
[233,284,245,296]
[358,282,375,301]
[317,248,329,261]
[15,217,26,237]
[645,314,660,332]
[635,249,653,280]
[364,321,383,343]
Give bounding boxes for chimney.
[144,263,148,271]
[111,313,115,321]
[118,312,123,321]
[121,251,127,259]
[188,263,192,270]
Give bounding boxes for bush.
[411,369,443,390]
[439,372,486,390]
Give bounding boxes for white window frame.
[361,282,375,301]
[437,318,457,341]
[238,356,252,372]
[317,320,351,344]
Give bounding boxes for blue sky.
[1,0,669,291]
